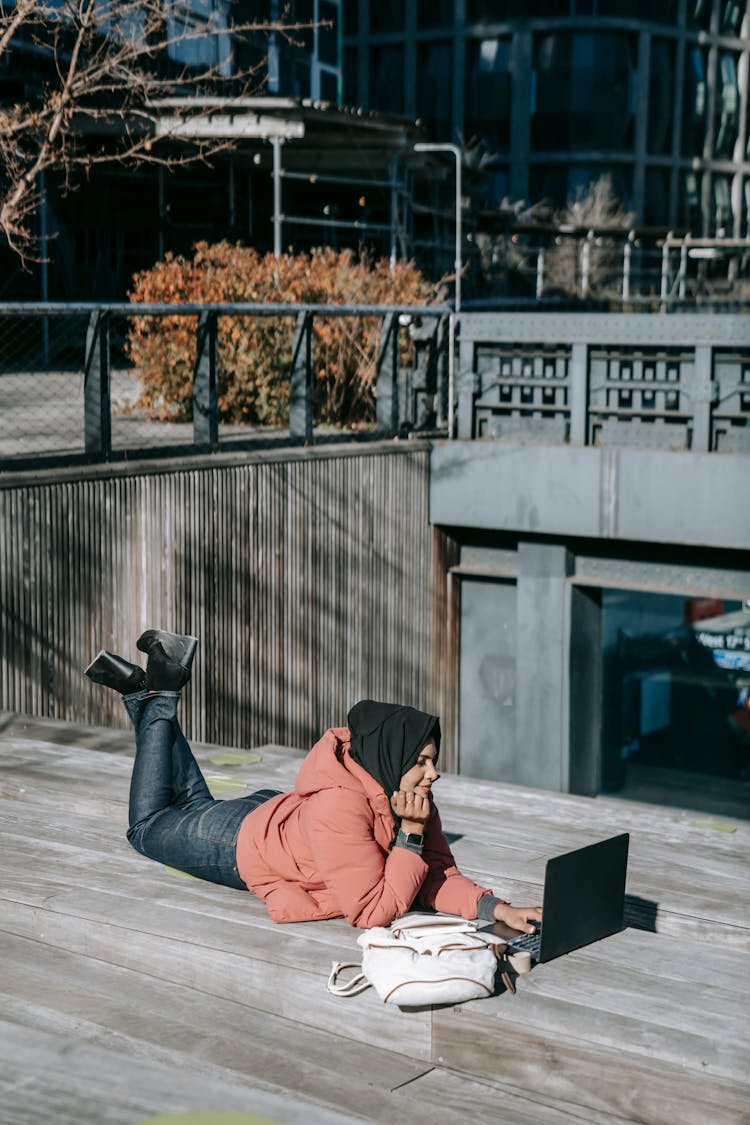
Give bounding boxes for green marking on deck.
[208,752,262,766]
[689,820,737,833]
[163,866,201,881]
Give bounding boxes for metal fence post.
[435,314,450,429]
[84,311,111,458]
[692,345,713,453]
[193,310,219,450]
[375,311,399,435]
[456,327,475,439]
[289,310,313,443]
[569,342,588,447]
[407,315,439,431]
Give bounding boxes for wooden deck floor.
[1,711,749,1125]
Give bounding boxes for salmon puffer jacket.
[235,726,492,927]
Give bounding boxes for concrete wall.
[431,441,749,551]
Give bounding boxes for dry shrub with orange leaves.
[126,243,440,427]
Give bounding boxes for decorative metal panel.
[474,343,570,443]
[588,347,694,450]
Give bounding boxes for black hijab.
[347,699,441,828]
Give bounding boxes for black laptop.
[490,833,630,963]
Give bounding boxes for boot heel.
[85,650,146,695]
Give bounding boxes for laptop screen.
[538,833,630,962]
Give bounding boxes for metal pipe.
[0,302,453,317]
[660,231,672,303]
[581,231,592,298]
[39,170,50,365]
[389,154,399,271]
[283,213,394,233]
[280,170,400,189]
[271,136,283,258]
[678,235,689,300]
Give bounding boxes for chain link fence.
[0,304,451,469]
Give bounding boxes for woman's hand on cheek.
[391,789,431,832]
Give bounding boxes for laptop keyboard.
[507,929,541,955]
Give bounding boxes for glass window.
[687,0,712,29]
[296,0,313,53]
[601,590,748,804]
[343,46,357,104]
[596,0,678,14]
[369,45,404,116]
[682,170,702,231]
[320,68,339,101]
[721,0,744,34]
[714,53,739,159]
[468,1,559,20]
[714,176,732,235]
[343,0,358,36]
[466,38,512,151]
[168,1,232,74]
[319,1,339,65]
[682,47,707,157]
[417,43,454,139]
[644,169,668,225]
[371,0,403,32]
[533,32,634,150]
[418,0,454,26]
[648,39,674,155]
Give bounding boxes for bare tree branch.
[0,0,321,259]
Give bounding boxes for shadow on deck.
[1,712,748,1125]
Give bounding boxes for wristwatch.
[397,829,425,848]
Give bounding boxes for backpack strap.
[327,960,372,997]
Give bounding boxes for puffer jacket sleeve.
[303,788,429,928]
[417,805,493,918]
[259,881,342,924]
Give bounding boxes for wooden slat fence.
[0,443,454,758]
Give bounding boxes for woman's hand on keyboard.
[493,903,542,933]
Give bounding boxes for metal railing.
[3,304,749,469]
[0,302,451,468]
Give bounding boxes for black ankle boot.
[85,651,146,694]
[137,629,198,692]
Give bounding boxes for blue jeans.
[124,691,279,890]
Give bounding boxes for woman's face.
[399,740,440,796]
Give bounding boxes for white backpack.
[327,912,531,1007]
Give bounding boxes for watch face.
[407,833,424,845]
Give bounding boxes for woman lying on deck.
[85,629,541,932]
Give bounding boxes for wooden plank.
[0,933,431,1115]
[393,1067,638,1125]
[431,927,750,1125]
[0,891,432,1060]
[432,1012,748,1125]
[0,1015,363,1125]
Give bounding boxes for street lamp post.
[414,142,463,438]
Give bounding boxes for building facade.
[343,0,750,235]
